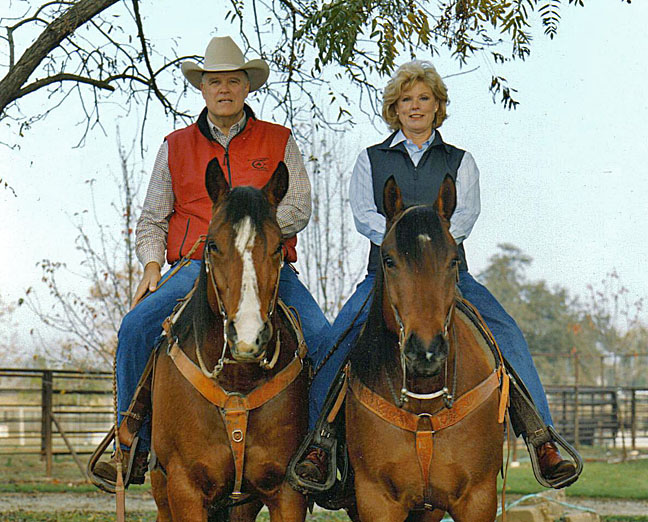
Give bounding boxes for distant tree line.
[479,244,648,387]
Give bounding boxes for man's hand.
[131,262,162,309]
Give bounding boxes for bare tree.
[24,133,143,366]
[297,126,366,320]
[0,295,19,365]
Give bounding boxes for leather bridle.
[380,206,460,405]
[197,237,284,378]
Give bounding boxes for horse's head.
[203,158,288,362]
[381,175,459,377]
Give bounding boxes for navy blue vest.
[366,131,468,272]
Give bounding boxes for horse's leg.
[229,500,263,521]
[265,483,307,522]
[151,468,173,522]
[166,464,208,522]
[354,480,409,522]
[446,482,498,522]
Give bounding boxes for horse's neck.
[450,317,496,395]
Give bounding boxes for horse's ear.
[262,161,289,208]
[383,176,404,222]
[205,157,230,206]
[435,175,457,221]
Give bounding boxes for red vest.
[165,117,298,264]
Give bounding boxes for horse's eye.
[450,258,460,269]
[207,241,220,254]
[383,255,396,269]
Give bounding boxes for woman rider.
[296,60,577,487]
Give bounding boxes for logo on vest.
[251,158,270,171]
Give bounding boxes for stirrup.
[526,425,583,489]
[87,427,142,494]
[287,371,348,494]
[287,425,340,493]
[506,367,583,489]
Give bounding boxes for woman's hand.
[131,261,162,309]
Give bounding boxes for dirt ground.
[1,491,648,517]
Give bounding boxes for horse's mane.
[348,260,395,387]
[173,186,274,347]
[349,205,453,386]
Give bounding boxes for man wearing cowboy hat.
[93,36,329,488]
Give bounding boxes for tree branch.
[0,0,119,117]
[16,72,115,100]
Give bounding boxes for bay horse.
[150,158,308,521]
[345,176,509,521]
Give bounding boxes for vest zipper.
[178,218,191,260]
[224,146,233,187]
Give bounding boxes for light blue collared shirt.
[349,130,481,246]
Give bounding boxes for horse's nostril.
[226,320,237,342]
[256,321,272,347]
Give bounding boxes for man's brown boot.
[294,447,328,484]
[537,441,576,486]
[94,449,148,486]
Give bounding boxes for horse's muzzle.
[227,320,273,361]
[403,333,448,377]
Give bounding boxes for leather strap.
[326,366,349,424]
[221,395,250,497]
[350,369,502,433]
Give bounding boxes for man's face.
[200,70,250,124]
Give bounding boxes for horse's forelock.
[223,187,273,240]
[394,206,448,264]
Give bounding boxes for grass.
[5,454,646,499]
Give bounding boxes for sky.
[1,1,647,350]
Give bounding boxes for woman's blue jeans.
[116,260,330,451]
[308,269,553,430]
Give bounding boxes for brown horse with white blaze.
[345,175,508,521]
[150,158,308,521]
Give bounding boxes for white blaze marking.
[234,217,263,347]
[418,233,431,243]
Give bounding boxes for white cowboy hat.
[181,36,269,92]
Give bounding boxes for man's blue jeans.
[116,260,330,451]
[308,269,553,430]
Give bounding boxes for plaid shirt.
[135,113,312,267]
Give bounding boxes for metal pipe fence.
[1,366,648,479]
[0,368,113,478]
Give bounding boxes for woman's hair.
[382,60,449,131]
